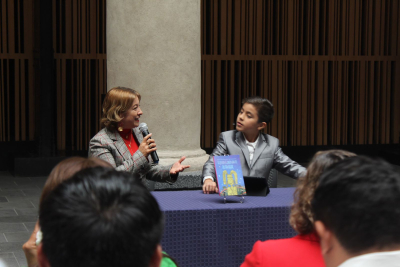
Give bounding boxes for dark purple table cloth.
[152,188,297,267]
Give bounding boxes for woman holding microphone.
[89,86,189,184]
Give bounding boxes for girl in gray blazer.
[89,87,189,185]
[202,96,306,193]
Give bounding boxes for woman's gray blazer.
[89,127,175,184]
[202,130,306,183]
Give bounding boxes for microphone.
[138,123,159,164]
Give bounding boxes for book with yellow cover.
[213,155,246,196]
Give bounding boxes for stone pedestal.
[107,0,208,171]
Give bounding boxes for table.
[152,188,297,267]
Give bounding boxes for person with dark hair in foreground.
[312,156,400,267]
[37,167,172,267]
[23,157,113,267]
[241,150,355,267]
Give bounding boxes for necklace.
[126,131,132,147]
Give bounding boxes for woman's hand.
[203,179,218,194]
[139,133,157,157]
[170,156,190,175]
[22,221,40,267]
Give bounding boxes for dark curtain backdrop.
[201,0,400,148]
[0,0,35,143]
[0,0,107,152]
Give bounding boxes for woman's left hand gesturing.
[170,156,190,175]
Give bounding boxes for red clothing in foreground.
[241,233,324,267]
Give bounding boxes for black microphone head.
[138,123,148,133]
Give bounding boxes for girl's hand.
[203,179,218,194]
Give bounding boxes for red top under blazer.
[241,233,324,267]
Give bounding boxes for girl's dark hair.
[242,96,274,123]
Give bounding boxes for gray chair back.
[267,169,278,188]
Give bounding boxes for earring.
[118,123,123,132]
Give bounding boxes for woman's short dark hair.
[39,167,163,267]
[242,96,274,123]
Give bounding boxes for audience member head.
[38,167,164,267]
[101,86,141,131]
[312,156,400,267]
[40,157,112,204]
[289,150,355,234]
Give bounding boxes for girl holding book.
[202,96,305,193]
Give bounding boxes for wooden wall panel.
[0,0,107,152]
[53,0,106,151]
[201,0,400,147]
[0,0,35,142]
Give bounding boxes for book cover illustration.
[213,155,246,196]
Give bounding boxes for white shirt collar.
[339,250,400,267]
[243,133,259,146]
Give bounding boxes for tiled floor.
[0,172,47,267]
